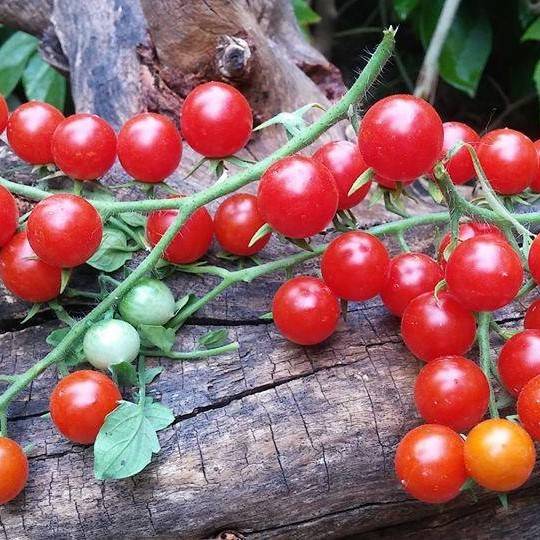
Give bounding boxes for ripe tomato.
[6,101,64,164]
[0,185,19,248]
[517,375,540,441]
[312,141,371,210]
[27,194,103,268]
[52,113,117,180]
[272,276,340,345]
[215,193,270,256]
[464,419,535,492]
[0,94,7,134]
[394,424,467,504]
[401,292,476,362]
[477,128,537,195]
[381,253,443,316]
[146,205,214,264]
[531,140,540,192]
[321,231,389,301]
[180,82,252,158]
[498,330,540,396]
[0,232,62,302]
[49,370,121,444]
[414,356,489,432]
[445,236,523,312]
[440,121,480,185]
[358,94,443,181]
[524,299,540,330]
[118,112,182,183]
[0,437,29,504]
[257,155,338,239]
[528,234,540,284]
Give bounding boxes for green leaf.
[199,329,229,350]
[174,293,198,314]
[22,52,66,110]
[118,212,147,228]
[138,325,176,353]
[144,366,164,385]
[259,311,273,320]
[248,223,272,247]
[21,303,42,324]
[394,0,419,20]
[292,0,321,27]
[46,327,70,347]
[86,227,137,272]
[522,17,540,41]
[144,401,174,431]
[534,59,540,102]
[425,179,444,204]
[46,326,85,366]
[0,31,38,96]
[111,361,138,386]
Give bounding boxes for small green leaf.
[199,329,229,350]
[60,269,71,293]
[21,303,42,324]
[522,17,540,41]
[348,168,374,196]
[111,361,138,386]
[144,366,164,385]
[46,327,70,347]
[285,237,314,252]
[0,31,38,96]
[292,0,321,27]
[497,493,509,510]
[144,401,174,431]
[87,227,137,272]
[22,52,66,110]
[259,311,273,320]
[393,0,419,20]
[248,223,272,247]
[138,325,176,353]
[118,212,147,228]
[425,179,444,204]
[174,293,198,314]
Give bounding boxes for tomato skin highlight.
[414,356,489,432]
[312,141,371,210]
[517,375,540,441]
[0,437,29,504]
[531,140,540,193]
[401,292,476,362]
[50,370,122,445]
[358,94,443,182]
[215,193,270,256]
[180,81,252,158]
[27,194,103,268]
[464,419,535,492]
[0,95,7,134]
[394,424,467,504]
[118,113,182,183]
[52,113,117,180]
[321,231,389,301]
[257,155,338,239]
[0,185,19,248]
[0,232,62,302]
[528,234,540,284]
[524,299,540,330]
[381,252,443,316]
[272,276,340,345]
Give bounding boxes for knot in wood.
[215,35,252,80]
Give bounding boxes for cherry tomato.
[27,194,103,268]
[180,82,252,158]
[0,232,62,302]
[117,113,182,183]
[517,375,540,441]
[215,193,270,256]
[312,141,371,210]
[257,155,338,239]
[498,330,540,396]
[381,253,443,316]
[394,424,467,504]
[146,205,214,264]
[464,419,535,492]
[440,121,480,185]
[414,356,489,432]
[49,370,122,444]
[52,113,117,180]
[0,437,29,504]
[272,276,340,345]
[0,185,19,248]
[321,231,389,301]
[401,292,476,362]
[358,94,443,181]
[531,140,540,192]
[524,299,540,330]
[374,175,415,190]
[445,236,523,312]
[528,234,540,284]
[0,95,7,134]
[6,101,64,164]
[477,128,537,195]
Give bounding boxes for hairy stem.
[477,312,500,419]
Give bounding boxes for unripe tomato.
[517,375,540,441]
[0,437,29,504]
[531,140,540,193]
[524,299,540,330]
[528,235,540,284]
[464,419,535,492]
[257,155,338,239]
[440,121,480,185]
[0,185,19,248]
[0,94,7,134]
[118,113,182,183]
[7,101,64,164]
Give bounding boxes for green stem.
[137,355,146,404]
[477,312,500,419]
[0,410,7,437]
[141,342,239,360]
[0,375,16,383]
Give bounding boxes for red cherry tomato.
[50,370,121,444]
[440,121,480,185]
[27,194,103,268]
[374,175,415,190]
[446,236,523,311]
[464,419,535,492]
[0,185,19,248]
[394,424,467,504]
[117,112,182,183]
[524,299,540,330]
[257,155,338,239]
[381,252,443,316]
[321,231,389,301]
[272,276,340,345]
[146,205,214,264]
[358,94,443,181]
[312,141,371,210]
[477,128,537,195]
[180,82,252,158]
[6,101,64,164]
[0,232,61,302]
[531,140,540,193]
[0,95,7,134]
[52,113,117,180]
[528,235,540,284]
[0,437,29,504]
[414,356,490,432]
[518,375,540,441]
[214,193,270,256]
[401,292,476,362]
[498,330,540,396]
